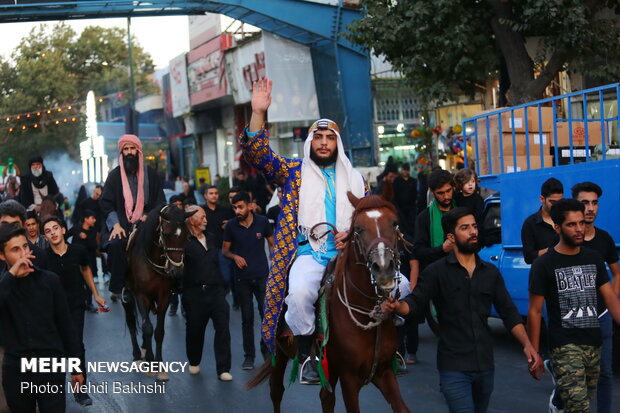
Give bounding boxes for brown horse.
[247,193,410,413]
[38,196,60,222]
[122,204,195,381]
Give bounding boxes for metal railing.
[463,84,620,177]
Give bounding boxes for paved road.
[68,288,619,413]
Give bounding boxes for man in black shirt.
[521,177,563,264]
[182,205,232,381]
[527,199,620,413]
[572,182,619,413]
[0,223,84,413]
[24,211,47,250]
[43,217,106,407]
[202,185,234,283]
[383,208,541,413]
[392,163,417,237]
[413,169,456,271]
[71,210,100,313]
[223,191,273,370]
[76,185,103,233]
[0,200,49,271]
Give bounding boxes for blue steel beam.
[0,0,375,164]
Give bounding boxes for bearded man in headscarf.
[100,134,165,301]
[238,78,371,384]
[19,156,59,210]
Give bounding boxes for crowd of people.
[0,77,618,413]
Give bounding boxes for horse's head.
[347,192,401,296]
[157,205,197,278]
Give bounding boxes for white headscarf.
[298,119,365,253]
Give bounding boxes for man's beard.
[456,236,479,254]
[310,148,338,167]
[560,228,583,247]
[123,154,139,174]
[438,198,453,208]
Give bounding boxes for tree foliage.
[349,0,620,105]
[0,22,157,165]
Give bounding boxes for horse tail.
[244,359,272,390]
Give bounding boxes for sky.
[0,15,190,70]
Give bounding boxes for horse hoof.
[146,370,158,378]
[157,372,169,382]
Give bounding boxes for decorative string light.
[1,90,128,123]
[6,116,79,133]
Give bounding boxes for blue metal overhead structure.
[0,1,375,165]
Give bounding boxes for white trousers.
[284,254,410,336]
[285,255,325,336]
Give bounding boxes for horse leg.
[122,297,142,361]
[269,344,289,413]
[372,369,411,413]
[320,371,339,413]
[154,293,170,381]
[136,294,156,378]
[339,374,363,413]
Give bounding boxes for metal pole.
[127,17,136,133]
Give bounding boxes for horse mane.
[348,194,397,231]
[132,206,163,258]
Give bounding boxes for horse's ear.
[184,210,198,219]
[347,191,360,208]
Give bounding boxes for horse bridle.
[148,205,185,275]
[311,215,403,385]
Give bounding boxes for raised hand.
[9,253,35,278]
[252,78,272,114]
[249,78,272,133]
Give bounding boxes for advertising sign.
[169,53,191,117]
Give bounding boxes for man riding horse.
[239,78,368,384]
[101,134,165,302]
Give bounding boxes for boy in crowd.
[0,223,84,412]
[43,217,106,406]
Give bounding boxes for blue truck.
[462,83,620,317]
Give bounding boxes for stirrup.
[299,356,320,385]
[121,287,132,304]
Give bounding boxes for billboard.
[169,53,191,117]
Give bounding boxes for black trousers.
[398,317,419,356]
[108,237,128,294]
[182,286,231,374]
[85,260,98,307]
[235,276,268,359]
[2,354,65,413]
[69,304,87,382]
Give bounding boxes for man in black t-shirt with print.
[572,182,619,413]
[222,191,273,370]
[527,199,620,413]
[43,217,106,407]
